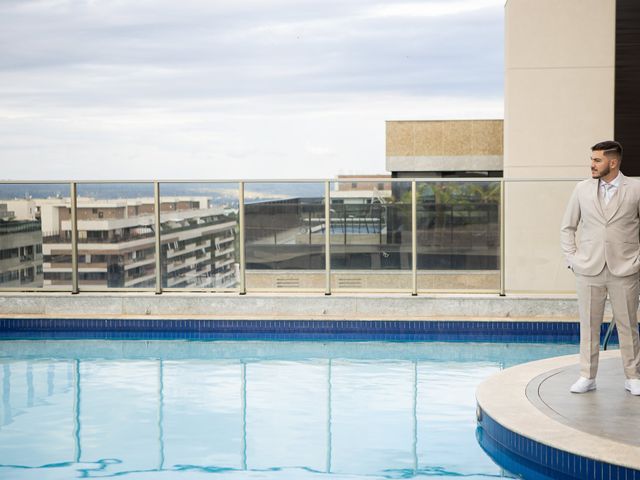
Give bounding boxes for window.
[44,272,72,281]
[0,248,18,260]
[79,272,107,281]
[0,270,19,284]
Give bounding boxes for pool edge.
[476,351,640,478]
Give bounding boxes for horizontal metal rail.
[0,177,587,184]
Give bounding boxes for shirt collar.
[601,173,621,188]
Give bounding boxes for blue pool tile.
[477,406,639,480]
[2,318,636,344]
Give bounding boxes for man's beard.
[593,165,610,178]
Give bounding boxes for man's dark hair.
[591,140,623,161]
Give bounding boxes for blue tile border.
[0,318,634,341]
[477,406,640,480]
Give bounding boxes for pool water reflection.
[0,340,579,479]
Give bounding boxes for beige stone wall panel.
[387,120,503,158]
[503,0,615,293]
[505,0,616,70]
[504,68,614,173]
[442,121,473,156]
[413,121,445,156]
[386,121,414,156]
[505,181,577,293]
[472,120,503,156]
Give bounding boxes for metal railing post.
[500,179,506,296]
[325,181,331,295]
[70,182,79,294]
[412,180,417,296]
[239,181,246,295]
[154,181,162,294]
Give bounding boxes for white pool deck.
[477,350,640,472]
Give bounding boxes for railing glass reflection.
[159,183,239,290]
[416,181,500,292]
[0,183,71,290]
[244,182,326,291]
[75,183,156,290]
[0,179,507,294]
[330,181,412,292]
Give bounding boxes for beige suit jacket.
[560,173,640,277]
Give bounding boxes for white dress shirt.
[600,173,621,205]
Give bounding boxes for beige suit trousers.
[575,265,640,379]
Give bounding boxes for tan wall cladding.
[505,0,616,70]
[504,0,615,176]
[503,0,615,293]
[386,120,503,158]
[504,68,615,177]
[505,181,577,293]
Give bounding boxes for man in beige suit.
[561,140,640,395]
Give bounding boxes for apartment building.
[0,203,43,288]
[1,196,237,290]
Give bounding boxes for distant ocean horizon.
[0,182,325,204]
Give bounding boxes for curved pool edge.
[476,350,640,479]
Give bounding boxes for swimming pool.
[0,339,579,479]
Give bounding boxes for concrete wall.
[386,120,503,173]
[0,292,583,320]
[503,0,616,293]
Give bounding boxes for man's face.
[591,150,612,179]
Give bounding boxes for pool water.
[0,340,579,479]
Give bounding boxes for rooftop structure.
[386,120,503,178]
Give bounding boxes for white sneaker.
[625,379,640,396]
[570,376,596,393]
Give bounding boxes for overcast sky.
[0,0,504,181]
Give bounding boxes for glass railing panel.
[159,182,239,290]
[76,183,155,290]
[0,182,71,290]
[244,182,325,291]
[504,179,578,294]
[330,180,412,292]
[416,180,500,292]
